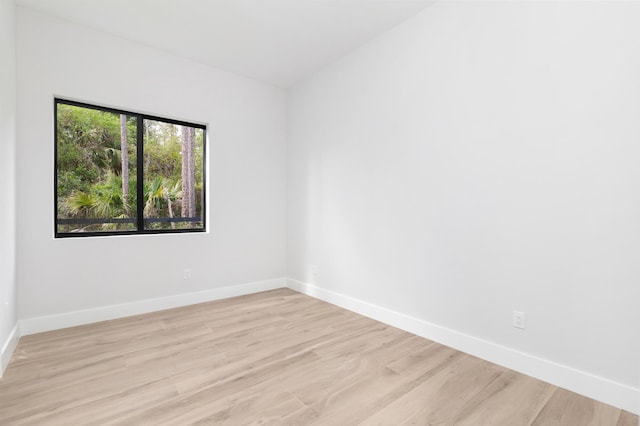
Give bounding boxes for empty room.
[0,0,638,424]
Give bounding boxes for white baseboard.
[20,278,287,336]
[287,279,640,415]
[1,323,21,377]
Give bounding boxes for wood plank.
[532,387,622,425]
[452,370,557,425]
[618,410,640,426]
[0,288,634,425]
[361,355,503,425]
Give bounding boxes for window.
[55,99,206,237]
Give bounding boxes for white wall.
[288,0,640,409]
[16,8,287,320]
[0,0,18,373]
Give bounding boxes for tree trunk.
[181,126,196,227]
[187,127,195,220]
[163,185,176,230]
[120,114,129,214]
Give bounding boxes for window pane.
[143,120,204,231]
[56,103,137,234]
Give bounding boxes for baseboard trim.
[1,323,21,377]
[20,278,287,336]
[287,279,639,415]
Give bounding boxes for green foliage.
[56,102,204,233]
[56,104,136,199]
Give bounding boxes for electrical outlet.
[512,310,525,329]
[183,269,192,280]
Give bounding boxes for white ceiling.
[16,0,435,87]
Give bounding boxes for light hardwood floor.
[0,289,637,425]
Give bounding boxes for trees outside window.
[55,99,206,237]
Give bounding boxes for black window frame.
[54,98,207,238]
